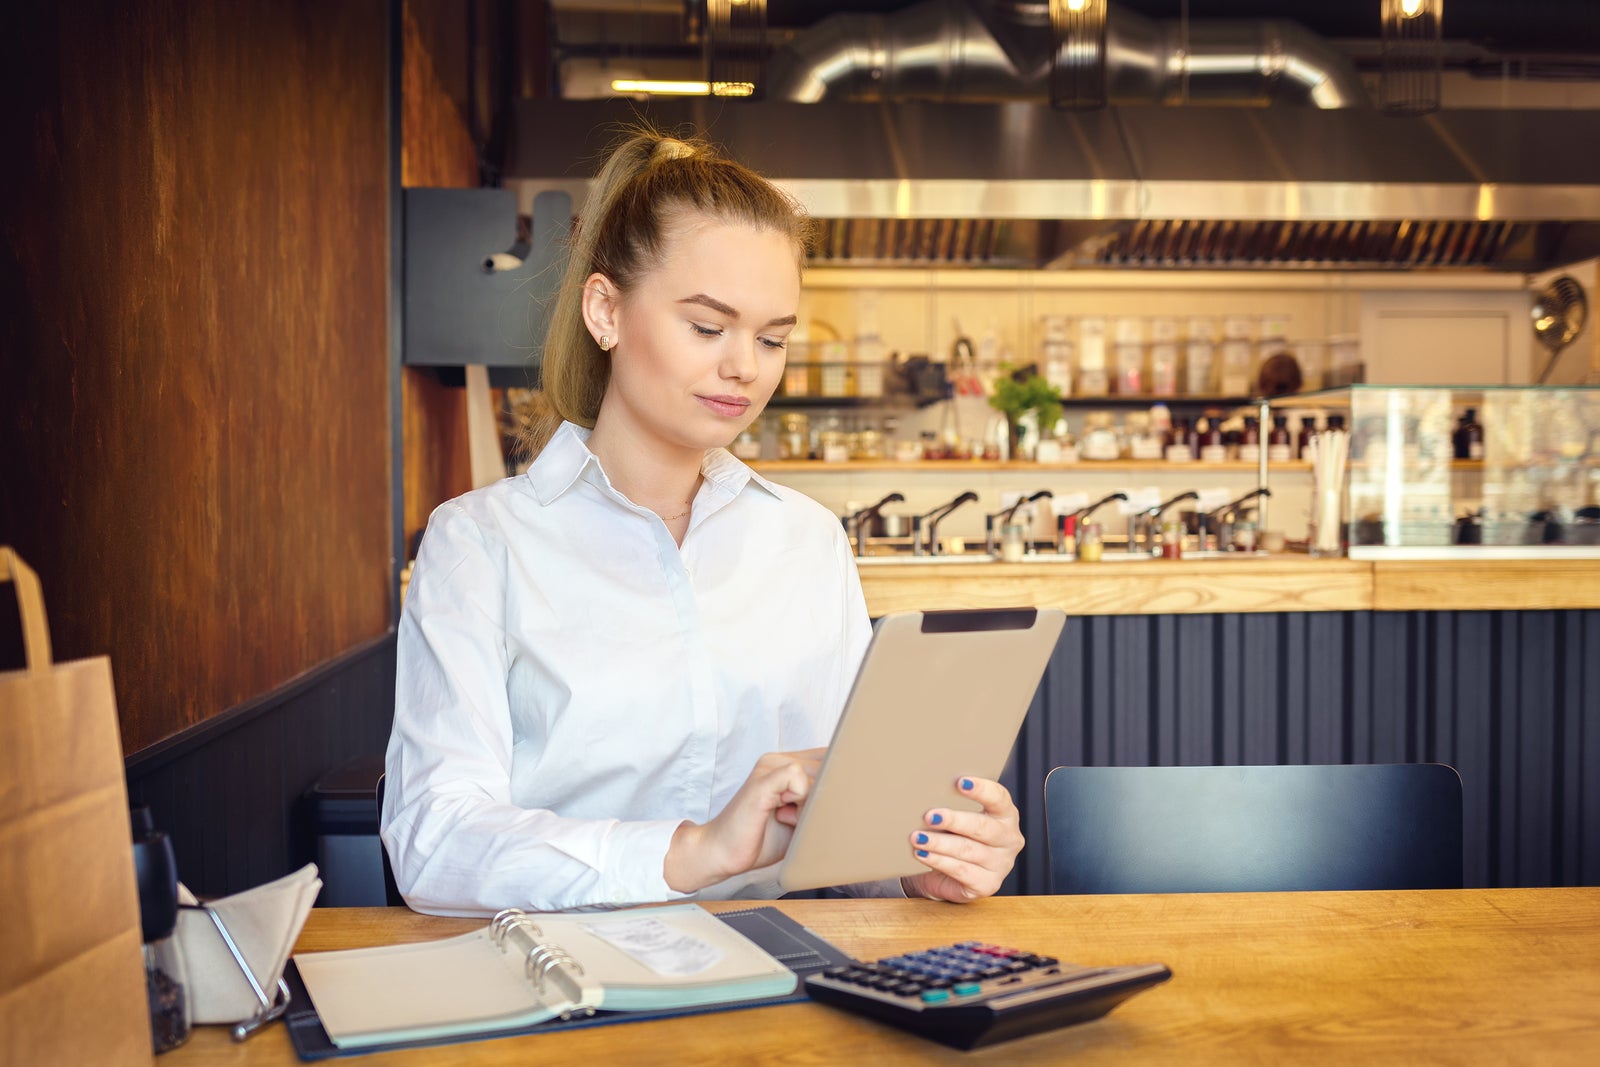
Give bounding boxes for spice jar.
[1078,522,1104,562]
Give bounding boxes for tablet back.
[778,607,1066,892]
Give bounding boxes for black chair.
[1044,763,1463,894]
[374,772,406,907]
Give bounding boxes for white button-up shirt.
[383,421,875,915]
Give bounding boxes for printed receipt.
[580,916,724,977]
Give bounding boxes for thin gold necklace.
[650,501,692,522]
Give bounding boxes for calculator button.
[953,982,982,997]
[920,989,951,1004]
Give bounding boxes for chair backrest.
[375,772,405,907]
[1044,763,1463,894]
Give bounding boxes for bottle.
[1297,413,1320,460]
[1267,414,1293,463]
[1057,514,1078,558]
[1238,416,1261,463]
[1165,418,1194,463]
[132,806,190,1053]
[1454,408,1485,460]
[1198,417,1226,463]
[937,382,962,458]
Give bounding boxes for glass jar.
[1001,523,1027,562]
[1078,522,1104,562]
[1160,519,1185,559]
[778,412,809,460]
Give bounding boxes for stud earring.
[598,335,613,351]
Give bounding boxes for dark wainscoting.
[125,634,396,899]
[122,611,1597,902]
[1003,609,1600,897]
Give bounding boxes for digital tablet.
[777,607,1067,893]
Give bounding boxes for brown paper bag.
[0,547,154,1065]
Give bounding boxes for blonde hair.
[522,126,814,458]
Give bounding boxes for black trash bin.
[307,754,386,906]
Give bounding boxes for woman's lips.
[696,394,751,418]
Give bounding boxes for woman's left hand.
[902,776,1024,903]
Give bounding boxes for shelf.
[752,459,1316,474]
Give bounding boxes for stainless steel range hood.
[506,96,1600,272]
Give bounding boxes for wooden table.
[167,889,1600,1065]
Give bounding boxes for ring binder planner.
[291,903,808,1053]
[284,905,854,1060]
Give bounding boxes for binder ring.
[524,944,584,992]
[489,908,542,949]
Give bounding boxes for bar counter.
[854,553,1600,894]
[858,555,1600,617]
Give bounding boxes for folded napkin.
[175,863,322,1025]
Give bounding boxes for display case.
[1280,385,1600,558]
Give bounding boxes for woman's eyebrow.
[677,293,798,328]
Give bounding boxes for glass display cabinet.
[1277,386,1600,559]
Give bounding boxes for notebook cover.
[283,906,853,1061]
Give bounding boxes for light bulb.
[1400,0,1426,17]
[1067,0,1090,11]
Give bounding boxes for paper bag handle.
[0,546,53,672]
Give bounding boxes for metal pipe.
[766,0,1367,108]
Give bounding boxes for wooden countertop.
[165,889,1600,1065]
[858,555,1600,616]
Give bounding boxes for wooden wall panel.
[400,1,478,551]
[1,1,390,754]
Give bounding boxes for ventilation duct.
[509,4,1600,272]
[765,0,1368,109]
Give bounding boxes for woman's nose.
[721,338,759,382]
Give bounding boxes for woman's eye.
[759,336,789,351]
[690,322,723,338]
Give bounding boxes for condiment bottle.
[1297,414,1320,460]
[1238,416,1261,463]
[1165,418,1194,462]
[1267,414,1293,462]
[1453,408,1485,460]
[1057,514,1078,557]
[1160,519,1184,559]
[1198,417,1226,463]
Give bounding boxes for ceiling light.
[611,79,713,95]
[1380,0,1443,115]
[1049,0,1108,110]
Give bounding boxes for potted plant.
[988,368,1063,460]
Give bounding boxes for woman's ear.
[581,273,620,348]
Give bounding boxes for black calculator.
[804,941,1172,1051]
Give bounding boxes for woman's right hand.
[663,747,825,893]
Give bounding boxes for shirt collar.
[526,420,781,505]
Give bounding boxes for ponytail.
[519,125,813,460]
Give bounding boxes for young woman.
[382,129,1023,915]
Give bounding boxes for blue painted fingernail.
[916,832,928,845]
[917,850,929,858]
[930,813,943,825]
[961,778,974,790]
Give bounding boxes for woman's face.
[591,214,799,458]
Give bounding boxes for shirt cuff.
[599,818,696,905]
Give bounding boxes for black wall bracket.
[401,187,571,384]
